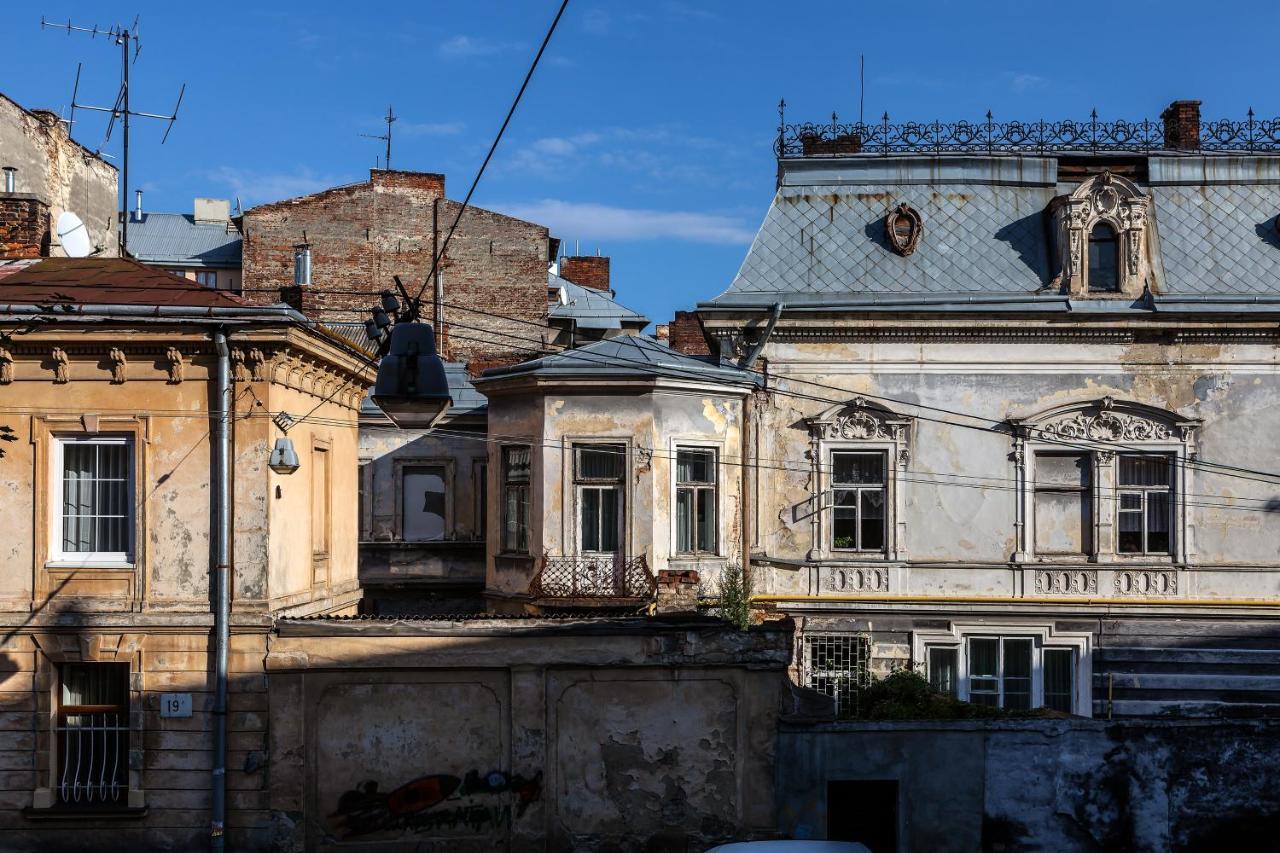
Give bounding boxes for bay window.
[575,444,624,553]
[502,446,531,553]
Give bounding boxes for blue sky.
[7,0,1279,325]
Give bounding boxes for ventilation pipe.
[133,190,143,222]
[210,330,231,851]
[2,167,15,193]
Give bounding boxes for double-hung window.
[575,444,624,554]
[502,446,531,553]
[1033,453,1092,556]
[57,663,130,806]
[925,636,1078,713]
[1117,454,1172,555]
[54,436,133,564]
[831,451,886,552]
[675,448,717,555]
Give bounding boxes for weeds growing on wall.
[855,669,1065,720]
[714,563,752,630]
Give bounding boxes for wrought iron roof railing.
[530,554,655,600]
[776,106,1280,158]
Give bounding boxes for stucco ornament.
[0,347,12,384]
[1053,170,1152,296]
[885,203,923,256]
[107,347,127,384]
[1036,396,1171,442]
[818,397,900,441]
[247,348,267,382]
[165,347,185,384]
[51,348,69,384]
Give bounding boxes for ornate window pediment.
[1051,171,1152,297]
[1014,396,1198,446]
[807,396,912,445]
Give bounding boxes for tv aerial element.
[42,16,186,255]
[361,105,397,170]
[56,211,93,258]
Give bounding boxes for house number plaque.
[160,693,193,718]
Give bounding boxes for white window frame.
[49,435,135,566]
[914,622,1092,716]
[673,444,720,557]
[1115,454,1175,557]
[573,443,627,556]
[828,450,888,554]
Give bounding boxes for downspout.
[740,302,783,370]
[210,330,231,851]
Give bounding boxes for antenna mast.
[361,105,396,170]
[42,16,185,255]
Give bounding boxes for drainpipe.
[210,330,231,851]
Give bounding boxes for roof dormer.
[1051,171,1152,298]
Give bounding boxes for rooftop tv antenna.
[361,105,397,170]
[42,16,186,255]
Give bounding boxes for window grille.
[57,663,129,806]
[802,633,871,719]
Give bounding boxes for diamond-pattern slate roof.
[705,156,1280,309]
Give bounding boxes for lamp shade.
[268,437,300,474]
[371,322,452,429]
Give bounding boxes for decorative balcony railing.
[530,554,655,600]
[776,105,1280,158]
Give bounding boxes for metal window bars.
[57,712,128,805]
[530,554,655,600]
[776,107,1280,158]
[802,633,872,719]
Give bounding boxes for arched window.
[1087,223,1119,292]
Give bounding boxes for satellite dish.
[57,211,92,258]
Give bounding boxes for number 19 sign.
[160,693,193,718]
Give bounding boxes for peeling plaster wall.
[0,94,118,256]
[266,617,790,852]
[778,719,1280,852]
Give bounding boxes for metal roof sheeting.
[124,212,242,268]
[478,334,757,386]
[547,272,648,330]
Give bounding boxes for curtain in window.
[62,442,130,554]
[1043,649,1075,713]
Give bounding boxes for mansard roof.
[701,154,1280,312]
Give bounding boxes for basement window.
[801,633,871,719]
[924,635,1078,713]
[56,663,130,807]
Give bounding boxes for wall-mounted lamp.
[268,436,300,474]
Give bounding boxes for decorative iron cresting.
[530,554,655,600]
[776,106,1280,157]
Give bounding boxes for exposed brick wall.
[667,311,713,356]
[0,195,50,258]
[1162,100,1201,151]
[240,169,550,366]
[559,255,610,292]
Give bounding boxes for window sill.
[44,560,135,570]
[23,805,148,821]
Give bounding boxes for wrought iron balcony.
[530,554,655,601]
[776,105,1280,158]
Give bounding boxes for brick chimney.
[655,569,700,614]
[666,311,713,356]
[0,196,51,258]
[1161,100,1201,151]
[559,255,610,292]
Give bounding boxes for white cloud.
[582,8,611,34]
[1007,72,1048,94]
[206,166,349,206]
[436,35,518,60]
[492,199,755,245]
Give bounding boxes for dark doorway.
[828,779,898,852]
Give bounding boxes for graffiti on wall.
[328,768,543,839]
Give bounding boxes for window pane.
[1044,649,1074,713]
[1002,639,1033,711]
[504,484,529,552]
[1036,453,1090,488]
[599,488,620,552]
[402,467,446,541]
[1035,491,1092,554]
[695,487,716,552]
[1118,507,1143,553]
[1088,222,1119,292]
[677,449,714,484]
[1119,455,1170,487]
[970,638,998,677]
[832,452,883,485]
[832,507,858,550]
[676,488,693,553]
[1119,492,1141,511]
[581,488,601,551]
[860,490,885,551]
[503,446,530,482]
[928,648,958,697]
[1146,492,1171,553]
[576,445,624,480]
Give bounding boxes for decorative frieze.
[1114,569,1177,597]
[820,565,890,594]
[1035,569,1097,596]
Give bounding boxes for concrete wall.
[778,719,1280,852]
[239,170,551,369]
[0,93,118,256]
[266,615,792,852]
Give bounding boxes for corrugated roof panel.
[124,212,242,268]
